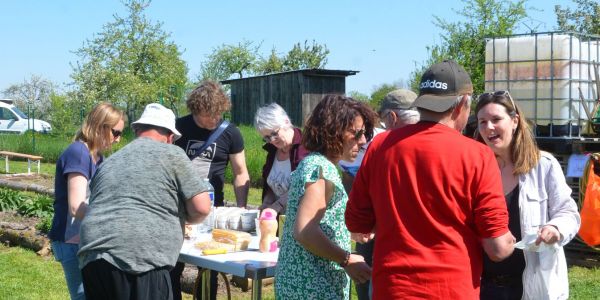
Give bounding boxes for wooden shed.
[221,69,358,126]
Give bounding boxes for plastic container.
[197,179,215,233]
[227,214,241,231]
[241,210,259,232]
[205,178,215,206]
[485,32,600,137]
[258,210,279,253]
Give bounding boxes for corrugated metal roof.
[221,68,358,84]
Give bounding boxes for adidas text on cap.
[413,60,473,112]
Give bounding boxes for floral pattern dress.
[274,153,351,300]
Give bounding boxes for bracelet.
[339,250,350,268]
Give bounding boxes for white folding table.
[178,236,278,300]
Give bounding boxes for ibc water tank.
[485,33,599,137]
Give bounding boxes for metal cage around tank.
[485,31,600,141]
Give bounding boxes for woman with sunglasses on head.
[474,91,580,300]
[49,102,125,300]
[254,103,309,215]
[275,95,376,299]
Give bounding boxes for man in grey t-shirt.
[78,103,211,300]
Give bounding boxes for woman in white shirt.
[475,90,580,300]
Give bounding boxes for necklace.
[497,157,514,175]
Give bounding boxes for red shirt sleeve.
[472,148,510,239]
[345,135,379,234]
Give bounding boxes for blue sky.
[0,0,574,96]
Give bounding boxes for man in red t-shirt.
[345,60,515,299]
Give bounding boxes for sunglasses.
[262,128,280,143]
[349,128,366,141]
[111,128,123,138]
[478,90,517,112]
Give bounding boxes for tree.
[282,40,329,71]
[408,46,447,92]
[199,41,260,82]
[555,0,600,35]
[409,0,528,95]
[199,40,330,80]
[370,83,400,110]
[3,74,55,119]
[347,91,370,103]
[46,92,82,133]
[70,0,188,122]
[254,47,284,75]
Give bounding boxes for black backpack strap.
[189,120,230,159]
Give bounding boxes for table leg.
[251,278,262,300]
[200,268,211,300]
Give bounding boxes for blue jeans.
[51,241,85,300]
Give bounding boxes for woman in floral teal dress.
[275,94,377,299]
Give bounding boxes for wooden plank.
[0,151,43,161]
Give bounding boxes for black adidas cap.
[413,60,473,112]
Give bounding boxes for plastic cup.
[241,210,259,232]
[216,214,228,229]
[227,214,241,230]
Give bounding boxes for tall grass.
[0,130,133,163]
[0,125,268,187]
[224,125,266,187]
[0,132,72,162]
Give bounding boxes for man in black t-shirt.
[175,115,247,207]
[171,80,250,300]
[174,81,250,207]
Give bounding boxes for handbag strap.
[192,120,230,157]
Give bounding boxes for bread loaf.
[195,240,236,253]
[211,228,251,251]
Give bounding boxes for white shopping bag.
[514,233,559,253]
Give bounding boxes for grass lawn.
[0,244,69,300]
[0,243,275,300]
[569,265,600,299]
[2,244,599,299]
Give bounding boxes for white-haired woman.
[254,103,309,214]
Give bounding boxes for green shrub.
[0,188,54,221]
[36,214,53,233]
[0,188,25,211]
[18,194,53,218]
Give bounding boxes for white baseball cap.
[131,103,182,141]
